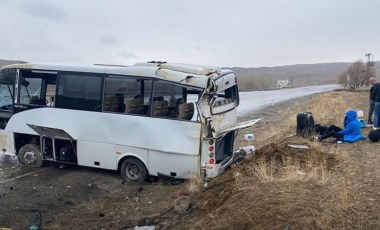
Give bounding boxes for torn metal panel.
[213,118,262,137]
[159,63,222,76]
[210,110,238,137]
[27,124,75,140]
[156,68,209,89]
[213,73,237,93]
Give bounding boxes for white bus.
[0,62,260,182]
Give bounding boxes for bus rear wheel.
[120,158,147,182]
[18,144,43,167]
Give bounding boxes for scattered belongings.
[135,226,155,230]
[288,144,310,149]
[244,134,254,141]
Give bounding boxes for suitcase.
[368,129,380,142]
[297,112,314,137]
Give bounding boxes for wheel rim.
[125,162,141,180]
[23,150,38,165]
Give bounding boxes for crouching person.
[319,110,364,142]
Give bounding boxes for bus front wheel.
[18,144,43,167]
[120,158,147,182]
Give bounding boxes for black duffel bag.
[297,112,314,137]
[368,129,380,142]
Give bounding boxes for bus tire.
[120,158,147,182]
[18,144,43,167]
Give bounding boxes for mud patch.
[247,141,339,176]
[0,210,42,229]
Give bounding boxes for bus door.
[0,68,16,129]
[13,70,57,114]
[0,68,16,155]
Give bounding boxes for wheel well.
[14,133,40,154]
[118,155,147,172]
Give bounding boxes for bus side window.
[56,73,102,112]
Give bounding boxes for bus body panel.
[6,108,202,156]
[214,73,237,93]
[148,150,199,178]
[116,145,149,169]
[77,140,119,170]
[0,130,15,155]
[210,109,238,138]
[156,69,209,89]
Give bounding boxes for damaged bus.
[0,62,260,182]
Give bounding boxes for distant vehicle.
[0,62,260,181]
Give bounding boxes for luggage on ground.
[368,129,380,142]
[297,112,314,137]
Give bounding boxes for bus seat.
[115,93,125,112]
[178,103,194,120]
[124,98,135,113]
[168,98,184,118]
[152,100,169,117]
[161,100,169,117]
[215,98,233,107]
[152,100,163,117]
[125,96,144,115]
[29,96,40,105]
[110,96,121,112]
[103,95,120,112]
[135,97,144,114]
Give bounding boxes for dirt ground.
[0,90,379,229]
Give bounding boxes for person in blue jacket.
[318,110,363,142]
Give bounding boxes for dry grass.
[185,175,204,194]
[185,91,366,230]
[307,92,348,125]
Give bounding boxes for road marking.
[0,167,51,185]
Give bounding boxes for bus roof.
[1,62,235,89]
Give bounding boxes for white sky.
[0,0,379,67]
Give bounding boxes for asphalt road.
[237,84,340,116]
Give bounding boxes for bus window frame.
[210,85,239,115]
[103,75,154,115]
[0,68,16,111]
[151,78,203,122]
[16,70,58,107]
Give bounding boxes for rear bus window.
[211,85,239,115]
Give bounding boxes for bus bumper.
[206,145,255,178]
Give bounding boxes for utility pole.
[365,53,375,86]
[365,53,375,67]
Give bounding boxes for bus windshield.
[0,84,13,109]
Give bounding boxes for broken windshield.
[0,68,16,109]
[0,84,14,108]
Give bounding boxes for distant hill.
[0,59,25,67]
[228,62,380,89]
